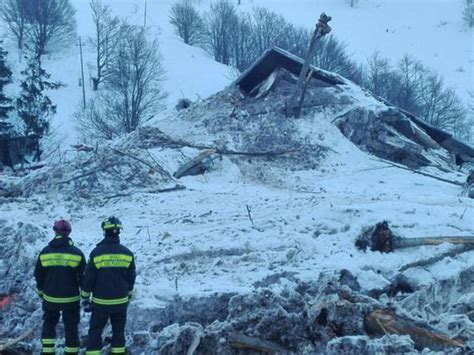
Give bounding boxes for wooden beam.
[0,328,34,352]
[173,149,216,179]
[365,309,465,351]
[228,333,288,354]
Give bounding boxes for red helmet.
[53,220,72,236]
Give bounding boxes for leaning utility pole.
[144,0,147,28]
[286,13,332,118]
[78,36,86,109]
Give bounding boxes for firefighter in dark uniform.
[82,216,136,355]
[34,219,86,355]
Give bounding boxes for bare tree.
[419,73,467,136]
[77,97,117,141]
[88,0,123,90]
[312,35,361,83]
[250,7,289,55]
[393,54,425,114]
[364,51,399,99]
[206,0,239,65]
[169,0,205,46]
[463,0,474,28]
[105,26,166,134]
[0,0,29,50]
[279,26,310,58]
[231,14,255,71]
[24,0,77,61]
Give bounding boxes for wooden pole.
[79,36,86,109]
[286,13,332,118]
[144,0,147,28]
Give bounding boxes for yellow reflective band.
[64,346,80,352]
[103,223,122,230]
[81,290,91,297]
[93,254,132,269]
[40,253,81,267]
[43,294,80,303]
[42,347,56,353]
[41,339,55,344]
[86,351,101,355]
[37,289,44,295]
[96,261,130,268]
[111,347,126,353]
[92,296,129,305]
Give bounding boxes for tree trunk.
[365,309,465,351]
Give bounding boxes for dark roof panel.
[234,46,345,94]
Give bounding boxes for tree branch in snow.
[245,205,254,227]
[370,158,464,186]
[109,147,173,180]
[0,328,34,351]
[398,244,474,272]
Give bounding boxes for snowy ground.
[1,105,472,311]
[0,0,473,351]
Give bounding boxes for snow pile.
[19,142,178,199]
[112,270,471,354]
[0,222,44,349]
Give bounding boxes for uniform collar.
[98,236,120,245]
[49,235,73,247]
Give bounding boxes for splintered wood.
[365,309,465,351]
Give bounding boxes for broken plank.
[394,236,474,249]
[399,244,474,272]
[0,328,34,351]
[174,149,216,179]
[228,333,288,354]
[364,309,465,351]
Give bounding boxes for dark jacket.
[34,236,86,310]
[81,236,136,310]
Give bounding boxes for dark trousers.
[86,307,127,354]
[41,307,80,354]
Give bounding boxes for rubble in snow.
[118,270,471,354]
[0,222,44,351]
[11,142,180,200]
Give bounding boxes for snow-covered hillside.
[0,0,473,353]
[3,0,471,145]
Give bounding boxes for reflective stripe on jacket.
[34,236,86,309]
[82,236,136,310]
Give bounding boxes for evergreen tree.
[0,41,14,135]
[16,56,61,157]
[464,0,474,28]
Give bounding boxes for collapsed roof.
[233,47,474,168]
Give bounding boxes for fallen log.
[228,333,288,354]
[398,244,474,272]
[370,158,464,186]
[149,185,186,194]
[0,328,34,352]
[356,221,474,253]
[70,144,94,152]
[364,309,465,351]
